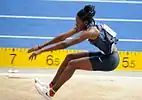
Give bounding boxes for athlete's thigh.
[68,57,93,71]
[68,51,89,59]
[69,51,102,60]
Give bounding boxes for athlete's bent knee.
[67,60,79,69]
[65,53,76,61]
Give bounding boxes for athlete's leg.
[51,52,89,86]
[34,57,93,99]
[35,52,120,98]
[51,57,93,94]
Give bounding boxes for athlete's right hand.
[27,45,41,53]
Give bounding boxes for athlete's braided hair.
[77,5,96,25]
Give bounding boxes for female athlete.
[28,5,120,100]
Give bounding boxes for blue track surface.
[0,0,142,51]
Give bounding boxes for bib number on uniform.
[101,24,117,37]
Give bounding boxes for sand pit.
[0,73,142,100]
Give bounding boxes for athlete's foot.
[35,78,53,88]
[35,83,52,100]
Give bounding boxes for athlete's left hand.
[29,51,41,61]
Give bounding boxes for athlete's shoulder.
[96,22,117,37]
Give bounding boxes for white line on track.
[48,0,142,4]
[0,15,142,22]
[0,73,142,80]
[0,35,142,42]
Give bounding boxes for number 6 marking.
[10,54,17,64]
[46,55,53,65]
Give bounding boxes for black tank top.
[88,22,118,55]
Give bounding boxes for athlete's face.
[76,16,86,31]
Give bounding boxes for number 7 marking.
[10,54,17,64]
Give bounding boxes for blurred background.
[0,0,142,51]
[0,1,142,100]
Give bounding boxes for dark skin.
[28,16,100,59]
[28,16,100,95]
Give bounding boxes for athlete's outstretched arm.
[38,27,99,53]
[28,27,79,53]
[39,27,79,48]
[40,33,87,52]
[29,27,99,60]
[29,32,87,60]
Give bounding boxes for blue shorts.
[88,51,120,71]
